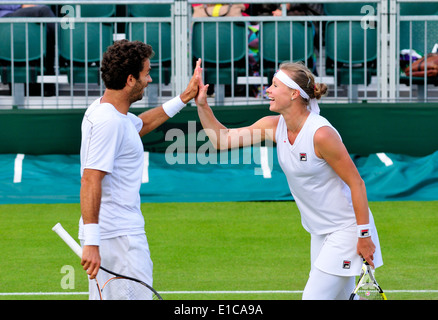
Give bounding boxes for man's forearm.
[80,169,105,224]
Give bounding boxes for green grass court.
[1,200,437,300]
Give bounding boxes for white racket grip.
[52,223,83,258]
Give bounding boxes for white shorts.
[82,233,153,300]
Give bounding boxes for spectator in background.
[272,3,324,17]
[250,3,324,46]
[248,3,323,17]
[192,3,249,17]
[191,3,250,97]
[247,3,324,78]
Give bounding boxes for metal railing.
[0,0,437,109]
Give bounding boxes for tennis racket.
[52,223,163,300]
[349,259,387,300]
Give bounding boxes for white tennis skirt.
[311,212,383,277]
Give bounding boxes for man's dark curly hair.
[101,40,154,90]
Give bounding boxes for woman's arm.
[314,126,376,267]
[195,78,279,149]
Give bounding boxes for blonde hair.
[279,61,328,102]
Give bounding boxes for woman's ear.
[291,89,299,101]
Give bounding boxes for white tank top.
[276,112,356,235]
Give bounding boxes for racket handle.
[52,223,83,258]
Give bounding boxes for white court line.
[142,151,149,183]
[259,146,272,179]
[13,153,25,183]
[1,290,438,296]
[376,152,394,166]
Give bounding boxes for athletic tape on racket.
[52,223,82,258]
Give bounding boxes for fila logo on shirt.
[343,260,351,269]
[299,153,307,161]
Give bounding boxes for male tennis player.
[79,40,201,299]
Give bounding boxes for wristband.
[162,95,186,118]
[83,223,100,246]
[357,224,371,238]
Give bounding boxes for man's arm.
[137,59,202,137]
[80,168,106,279]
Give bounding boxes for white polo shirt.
[79,98,145,240]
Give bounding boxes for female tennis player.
[194,61,383,300]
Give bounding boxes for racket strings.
[97,277,159,300]
[357,283,383,300]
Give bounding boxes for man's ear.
[126,74,136,87]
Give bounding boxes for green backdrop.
[0,103,437,156]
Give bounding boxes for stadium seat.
[127,4,172,85]
[127,4,172,17]
[260,21,314,80]
[58,23,113,84]
[57,4,115,84]
[324,3,378,86]
[79,4,116,17]
[192,22,247,102]
[325,21,377,86]
[127,4,173,105]
[127,22,172,85]
[323,3,375,16]
[0,23,46,84]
